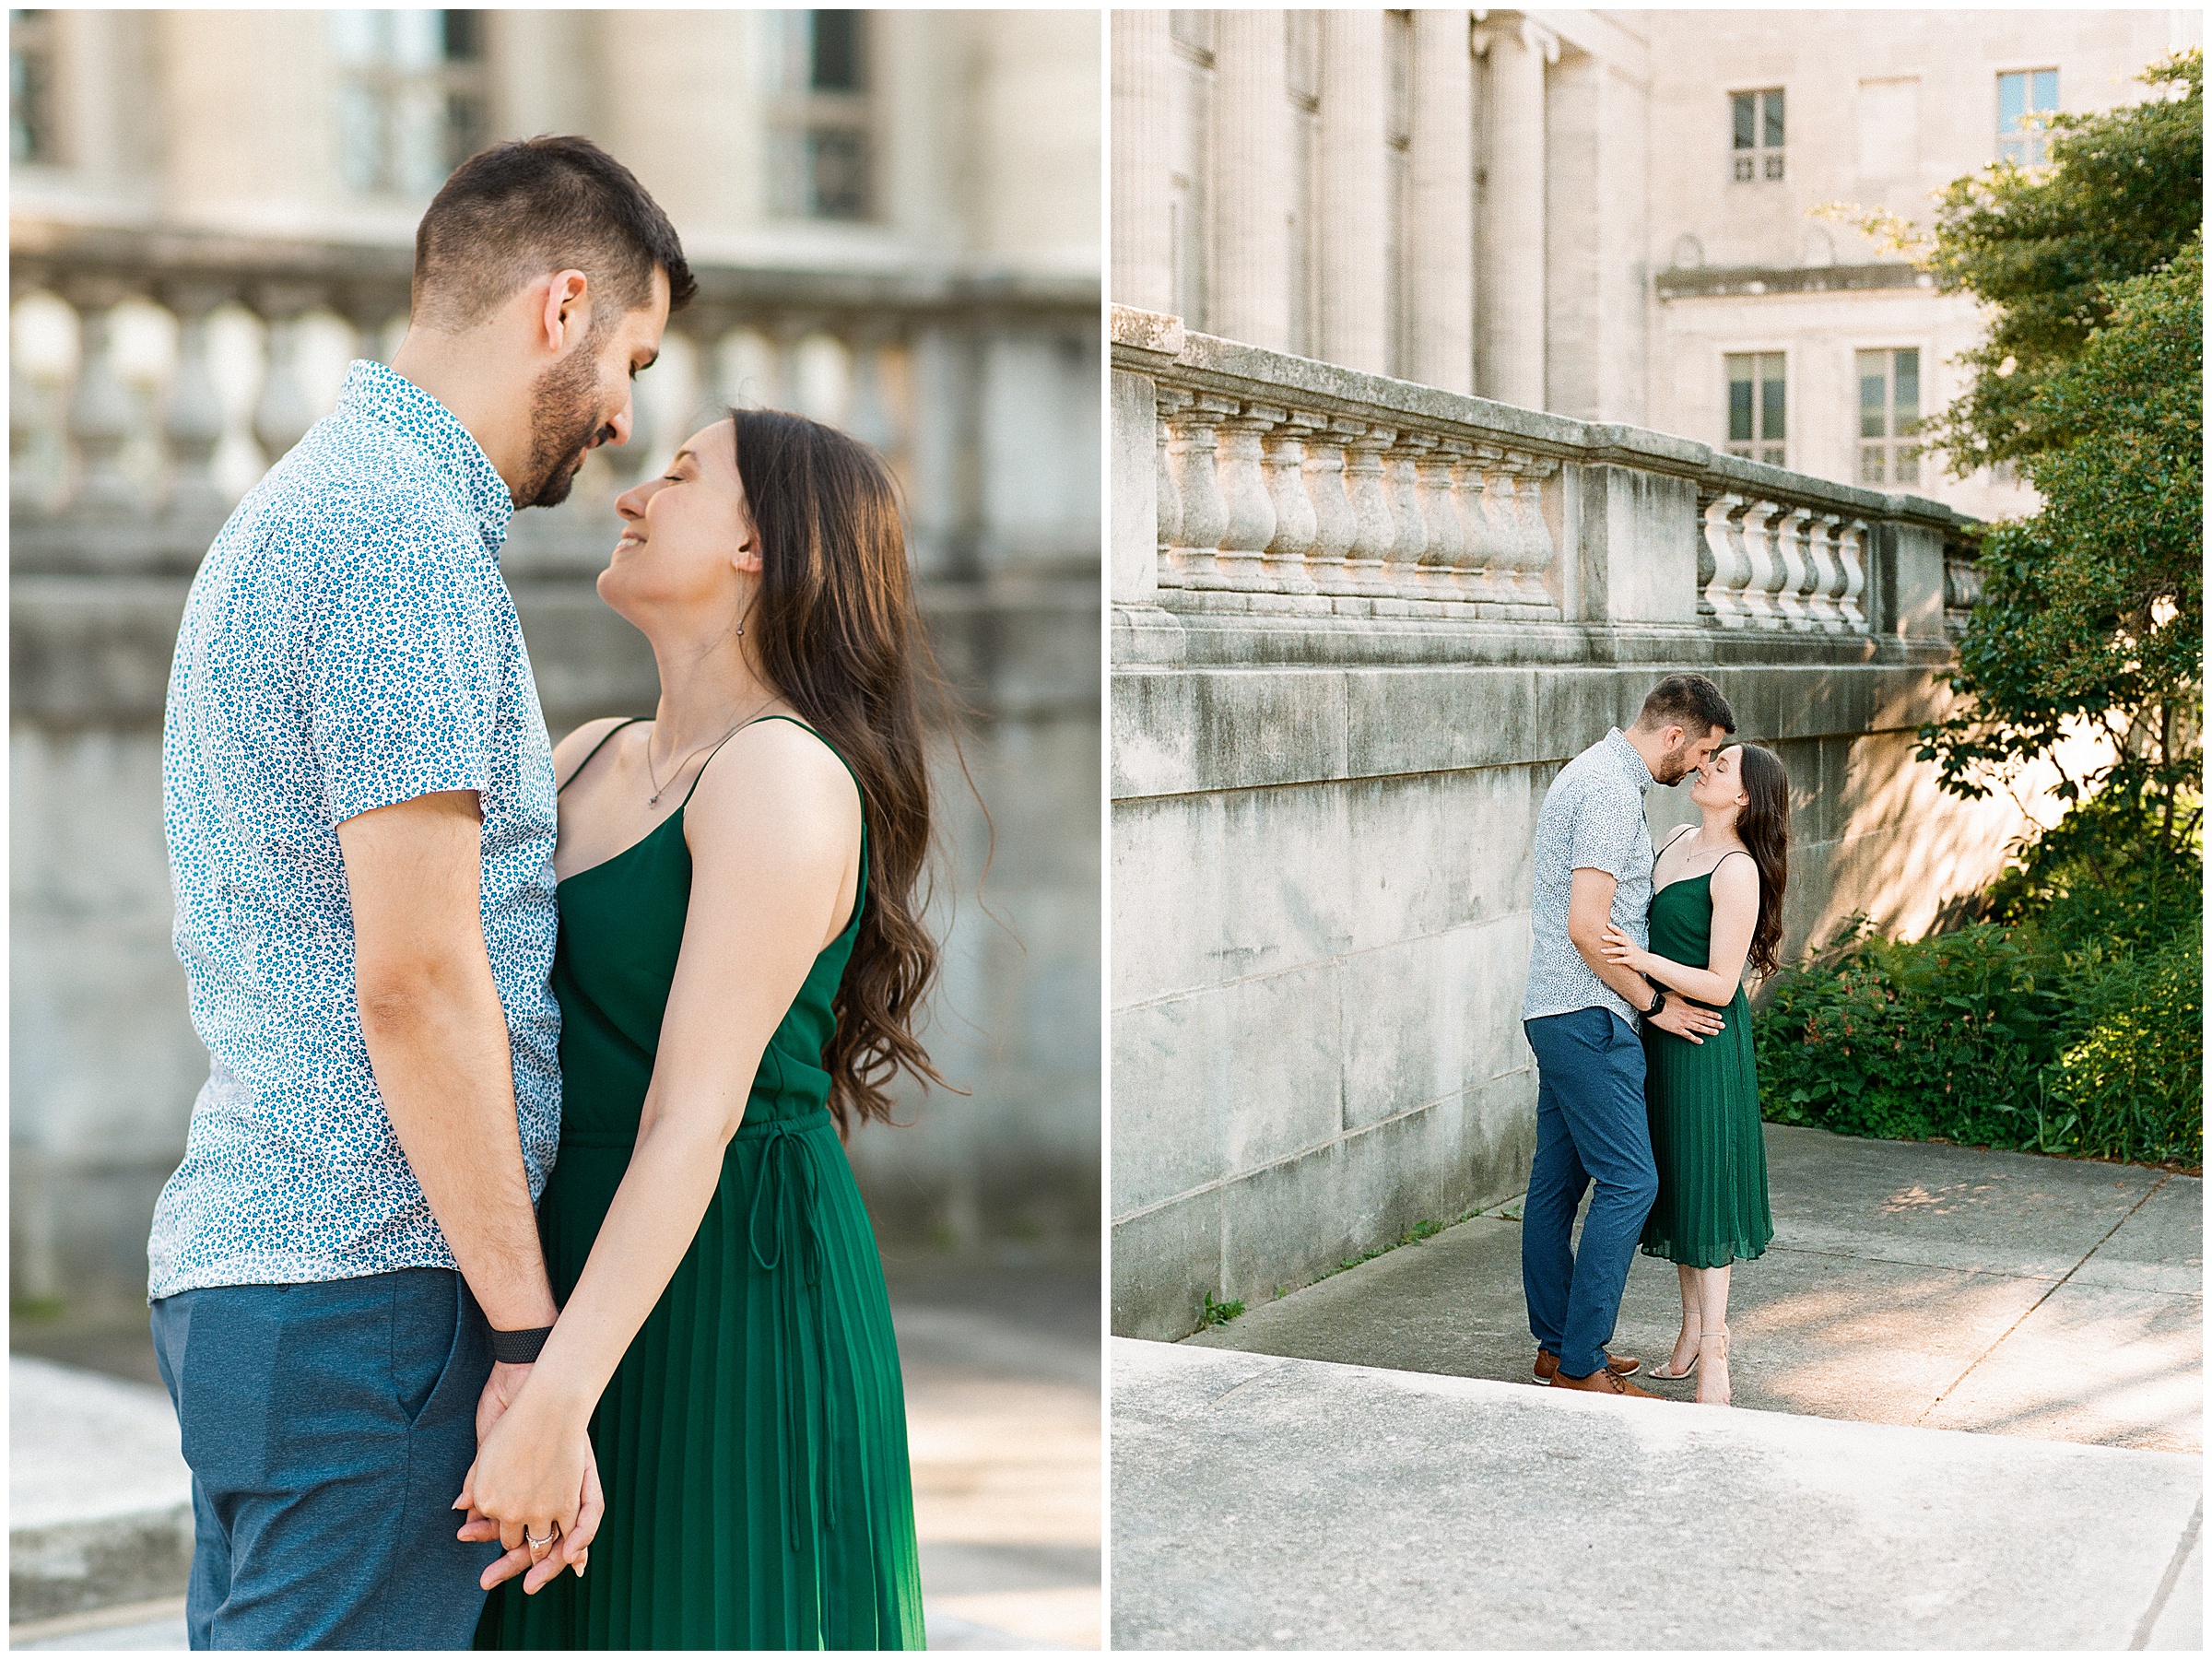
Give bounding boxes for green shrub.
[1758,795,2203,1170]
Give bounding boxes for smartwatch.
[1641,983,1667,1018]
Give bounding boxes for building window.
[331,10,489,198]
[9,8,54,165]
[1725,353,1786,468]
[770,11,873,221]
[1997,68,2058,167]
[1857,348,1922,485]
[1731,88,1784,182]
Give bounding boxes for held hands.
[454,1367,603,1594]
[1598,924,1653,975]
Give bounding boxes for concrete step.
[8,1357,193,1626]
[1112,1337,2205,1650]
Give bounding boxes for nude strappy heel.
[1694,1326,1732,1406]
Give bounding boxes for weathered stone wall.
[1108,307,2061,1339]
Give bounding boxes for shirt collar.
[1606,726,1655,795]
[335,359,514,557]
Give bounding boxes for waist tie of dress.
[740,1110,839,1552]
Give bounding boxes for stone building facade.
[10,8,1102,1307]
[1114,7,2198,522]
[1104,8,2163,1338]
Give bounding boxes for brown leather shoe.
[1548,1364,1663,1399]
[1534,1348,1641,1383]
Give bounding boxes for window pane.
[1733,92,1755,150]
[1728,366,1754,442]
[1760,443,1784,467]
[1896,446,1920,485]
[1761,364,1785,442]
[1998,71,2024,133]
[806,128,868,218]
[1734,155,1754,182]
[811,10,863,91]
[1763,88,1784,148]
[2032,69,2057,111]
[441,11,482,62]
[1764,152,1784,180]
[1860,445,1886,484]
[1860,369,1887,439]
[1894,349,1919,430]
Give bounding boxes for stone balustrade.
[1112,303,1976,646]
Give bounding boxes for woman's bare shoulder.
[684,717,860,845]
[552,715,638,790]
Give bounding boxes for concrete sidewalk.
[1187,1124,2201,1454]
[10,1256,1100,1651]
[1112,1337,2203,1650]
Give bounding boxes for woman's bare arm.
[457,721,862,1581]
[1602,854,1759,1007]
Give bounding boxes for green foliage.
[1199,1291,1244,1326]
[1920,231,2203,829]
[1758,795,2204,1170]
[1918,49,2201,472]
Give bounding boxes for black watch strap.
[1643,983,1666,1018]
[489,1324,553,1364]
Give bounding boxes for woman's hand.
[453,1384,603,1593]
[1600,923,1653,974]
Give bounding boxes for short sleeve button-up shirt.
[148,359,561,1300]
[1522,728,1657,1027]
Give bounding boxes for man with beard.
[1518,675,1735,1399]
[147,136,692,1647]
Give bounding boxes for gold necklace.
[644,699,776,806]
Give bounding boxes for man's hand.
[1648,998,1725,1043]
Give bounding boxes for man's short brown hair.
[411,135,697,334]
[1635,672,1736,737]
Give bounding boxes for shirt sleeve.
[307,520,498,826]
[1565,785,1646,881]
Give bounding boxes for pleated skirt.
[1639,989,1775,1269]
[475,1112,925,1651]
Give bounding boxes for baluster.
[67,277,147,514]
[159,280,235,522]
[1700,490,1749,626]
[1152,388,1187,586]
[1771,504,1813,630]
[1460,445,1512,606]
[1341,426,1397,596]
[1803,512,1844,632]
[1300,420,1360,596]
[1259,411,1321,596]
[1378,432,1431,598]
[1166,394,1232,589]
[1736,499,1787,628]
[251,284,325,467]
[1210,403,1280,591]
[1417,441,1466,599]
[11,343,58,514]
[1836,518,1868,631]
[845,321,902,459]
[1510,456,1560,612]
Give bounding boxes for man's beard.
[1653,742,1700,786]
[519,341,609,510]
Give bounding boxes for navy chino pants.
[1521,1006,1661,1379]
[149,1267,501,1649]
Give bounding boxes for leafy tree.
[1919,231,2202,849]
[1920,49,2201,472]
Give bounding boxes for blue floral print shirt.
[148,359,560,1300]
[1523,727,1657,1028]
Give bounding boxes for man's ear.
[537,269,592,353]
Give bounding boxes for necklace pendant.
[648,791,662,806]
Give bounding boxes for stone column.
[1209,9,1289,351]
[1112,10,1173,312]
[1406,10,1475,395]
[1317,9,1387,375]
[1477,15,1553,410]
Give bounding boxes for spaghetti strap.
[558,717,644,795]
[677,713,859,811]
[1658,822,1696,856]
[1712,847,1757,878]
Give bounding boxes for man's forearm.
[1571,929,1656,1010]
[360,964,557,1332]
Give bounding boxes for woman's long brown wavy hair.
[727,406,958,1134]
[1735,743,1791,980]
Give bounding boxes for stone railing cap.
[1111,303,1185,364]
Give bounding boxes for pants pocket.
[390,1270,465,1430]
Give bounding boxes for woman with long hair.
[1600,742,1787,1407]
[463,408,946,1647]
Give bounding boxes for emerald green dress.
[1638,855,1775,1269]
[477,717,925,1651]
